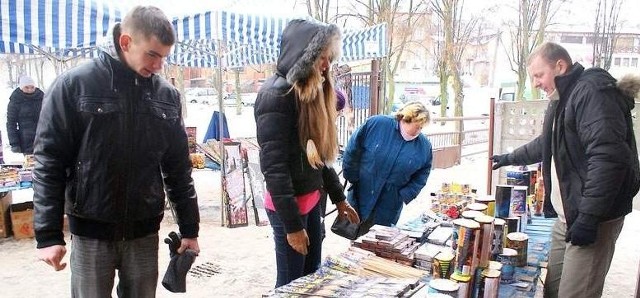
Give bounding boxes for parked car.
[185,87,230,106]
[241,93,258,106]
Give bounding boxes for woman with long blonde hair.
[254,19,359,288]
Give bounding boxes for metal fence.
[425,116,490,156]
[335,68,380,147]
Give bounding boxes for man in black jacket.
[6,75,44,154]
[33,6,200,297]
[492,42,640,298]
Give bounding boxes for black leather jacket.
[33,49,199,248]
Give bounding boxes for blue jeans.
[70,233,159,298]
[266,203,322,288]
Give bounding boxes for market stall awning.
[171,10,388,68]
[0,0,122,49]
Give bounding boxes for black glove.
[10,146,20,153]
[490,154,510,170]
[565,214,599,246]
[162,249,197,293]
[164,231,182,258]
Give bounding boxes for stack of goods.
[425,206,505,297]
[396,211,442,243]
[0,167,20,188]
[353,225,421,267]
[426,225,454,246]
[494,184,529,233]
[431,182,477,220]
[413,243,453,273]
[23,154,35,168]
[18,170,32,187]
[263,266,424,297]
[324,247,427,279]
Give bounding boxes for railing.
[424,116,490,167]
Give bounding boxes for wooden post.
[487,97,496,195]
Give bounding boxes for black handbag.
[329,180,377,240]
[330,212,374,240]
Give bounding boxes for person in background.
[7,75,44,155]
[33,6,200,297]
[491,42,640,298]
[254,19,360,288]
[342,101,433,228]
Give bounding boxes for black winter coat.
[254,20,345,234]
[33,48,199,248]
[505,63,640,228]
[7,87,44,154]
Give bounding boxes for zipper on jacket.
[73,161,83,212]
[120,80,138,240]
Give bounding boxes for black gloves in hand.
[162,231,197,293]
[162,249,197,293]
[164,231,182,258]
[490,154,510,170]
[10,146,20,153]
[565,215,599,246]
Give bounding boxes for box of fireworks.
[0,192,13,238]
[509,186,528,217]
[11,201,34,239]
[494,185,513,218]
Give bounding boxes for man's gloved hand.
[164,231,182,258]
[162,249,197,293]
[10,146,20,153]
[565,214,599,246]
[490,154,510,170]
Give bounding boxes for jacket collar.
[98,23,153,89]
[554,62,584,101]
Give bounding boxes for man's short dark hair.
[121,6,175,46]
[528,42,573,66]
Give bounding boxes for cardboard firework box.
[0,192,13,238]
[11,201,35,239]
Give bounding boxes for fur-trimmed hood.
[276,19,341,85]
[618,73,640,103]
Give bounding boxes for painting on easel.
[223,141,248,228]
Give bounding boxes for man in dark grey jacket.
[33,6,200,297]
[492,42,640,298]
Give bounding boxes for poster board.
[241,139,269,226]
[223,141,248,228]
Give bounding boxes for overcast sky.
[113,0,639,30]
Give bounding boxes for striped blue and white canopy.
[0,0,122,50]
[0,40,34,54]
[1,1,387,67]
[171,10,387,68]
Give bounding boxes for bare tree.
[305,0,332,22]
[591,0,623,71]
[503,0,567,101]
[503,0,540,102]
[432,0,478,117]
[431,20,449,117]
[339,0,429,113]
